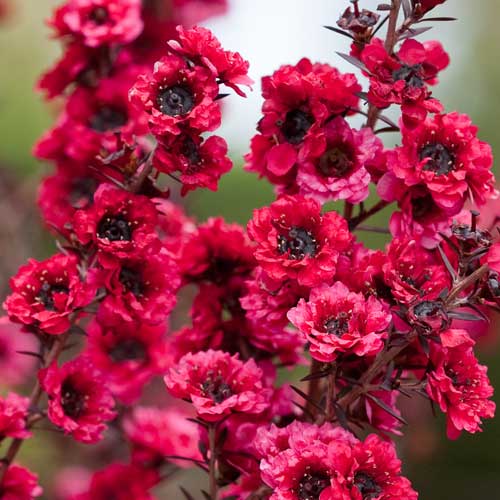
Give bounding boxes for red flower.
[241,267,309,331]
[245,58,360,189]
[296,117,382,204]
[329,434,418,499]
[123,407,201,467]
[0,392,31,440]
[85,320,171,404]
[179,217,255,285]
[247,195,353,287]
[73,463,158,500]
[39,357,116,443]
[38,166,99,237]
[378,179,453,249]
[427,334,495,439]
[4,253,96,335]
[90,248,179,326]
[288,282,391,362]
[383,237,450,304]
[49,0,143,48]
[73,184,159,262]
[154,133,232,195]
[168,25,253,96]
[360,37,449,128]
[129,54,220,136]
[165,349,271,421]
[37,43,94,99]
[384,112,496,216]
[35,69,149,166]
[0,465,42,500]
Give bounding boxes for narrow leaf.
[416,16,457,23]
[324,25,354,40]
[335,52,369,72]
[399,26,433,40]
[365,393,408,425]
[437,244,457,279]
[401,0,412,19]
[377,3,392,11]
[290,386,325,414]
[180,487,196,500]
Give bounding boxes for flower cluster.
[1,0,499,499]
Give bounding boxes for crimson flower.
[165,349,271,421]
[39,357,116,443]
[49,0,143,48]
[90,248,179,326]
[4,253,95,335]
[427,333,495,439]
[73,184,159,263]
[85,320,171,404]
[129,53,220,136]
[382,112,496,216]
[360,37,449,128]
[247,195,353,287]
[245,58,360,190]
[0,465,42,500]
[154,133,232,195]
[288,282,391,362]
[0,392,31,440]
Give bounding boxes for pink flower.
[383,237,450,304]
[49,0,143,48]
[129,54,220,136]
[85,320,171,404]
[360,37,449,128]
[256,421,417,500]
[165,349,271,421]
[90,248,180,326]
[0,317,38,387]
[247,195,353,287]
[39,356,116,443]
[288,282,391,362]
[4,253,96,335]
[168,25,253,96]
[296,117,382,204]
[178,217,255,285]
[0,464,42,499]
[0,392,31,440]
[427,335,495,439]
[245,58,360,189]
[123,406,201,467]
[154,133,232,195]
[73,184,159,263]
[384,112,496,216]
[73,463,158,500]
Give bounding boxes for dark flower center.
[281,109,314,145]
[69,178,97,209]
[297,471,330,500]
[181,137,202,165]
[37,282,69,311]
[61,380,86,419]
[89,106,127,133]
[392,64,424,88]
[353,472,382,500]
[410,191,435,222]
[420,143,455,175]
[97,214,132,242]
[317,145,355,178]
[277,226,317,260]
[201,374,233,404]
[413,300,442,318]
[323,312,350,337]
[119,267,144,297]
[88,6,109,24]
[109,338,147,363]
[156,85,195,116]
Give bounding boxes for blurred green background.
[0,1,499,498]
